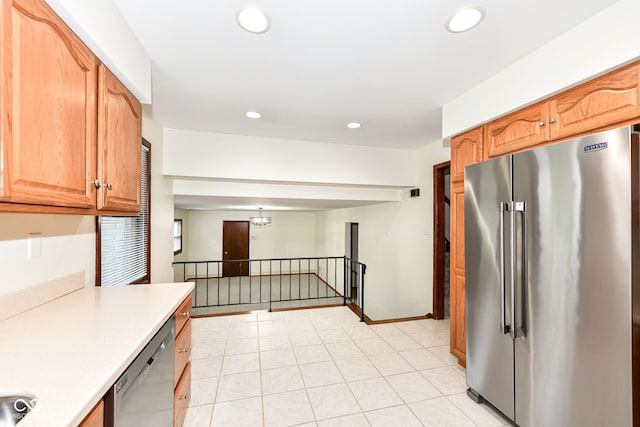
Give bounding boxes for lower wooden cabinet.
[450,273,466,366]
[175,318,192,385]
[174,295,192,427]
[449,182,467,366]
[174,362,191,427]
[78,399,103,427]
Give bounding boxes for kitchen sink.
[0,395,38,426]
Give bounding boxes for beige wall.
[315,139,450,320]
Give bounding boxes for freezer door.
[464,155,515,420]
[513,127,634,427]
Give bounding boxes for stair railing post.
[343,256,347,306]
[360,263,366,322]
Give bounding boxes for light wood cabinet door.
[174,362,191,427]
[484,102,550,158]
[1,0,97,208]
[550,63,640,140]
[78,400,103,427]
[97,64,141,212]
[450,272,466,366]
[175,318,192,386]
[449,182,466,365]
[451,127,483,182]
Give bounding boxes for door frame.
[432,161,450,319]
[345,222,359,302]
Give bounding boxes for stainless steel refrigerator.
[464,125,639,427]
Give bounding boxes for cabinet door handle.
[548,117,556,124]
[180,311,191,318]
[537,121,545,127]
[105,182,113,190]
[178,348,190,353]
[91,180,101,189]
[178,393,189,400]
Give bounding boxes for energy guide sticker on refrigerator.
[464,125,640,427]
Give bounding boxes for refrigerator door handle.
[499,202,510,335]
[509,202,517,340]
[513,201,526,339]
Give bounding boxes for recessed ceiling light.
[237,7,271,34]
[246,111,262,119]
[347,122,362,129]
[446,7,485,33]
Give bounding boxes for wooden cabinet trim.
[78,399,103,427]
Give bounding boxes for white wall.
[442,0,640,138]
[315,139,450,320]
[0,214,95,296]
[184,210,316,263]
[44,0,152,103]
[144,117,175,283]
[163,129,416,187]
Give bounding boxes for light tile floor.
[184,306,511,427]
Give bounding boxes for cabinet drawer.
[175,294,192,335]
[174,362,191,427]
[175,318,192,385]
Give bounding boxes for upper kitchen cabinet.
[97,65,141,213]
[549,62,640,140]
[0,0,97,208]
[484,63,640,159]
[0,0,142,215]
[450,127,483,182]
[484,102,550,158]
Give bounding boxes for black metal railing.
[173,256,366,321]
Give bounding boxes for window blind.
[100,142,150,286]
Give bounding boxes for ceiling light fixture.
[237,7,271,34]
[246,111,262,119]
[346,122,362,129]
[250,207,271,227]
[446,7,485,33]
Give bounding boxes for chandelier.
[250,207,271,227]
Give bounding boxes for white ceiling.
[113,0,619,211]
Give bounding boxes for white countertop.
[0,283,194,427]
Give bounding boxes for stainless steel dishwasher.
[106,316,175,427]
